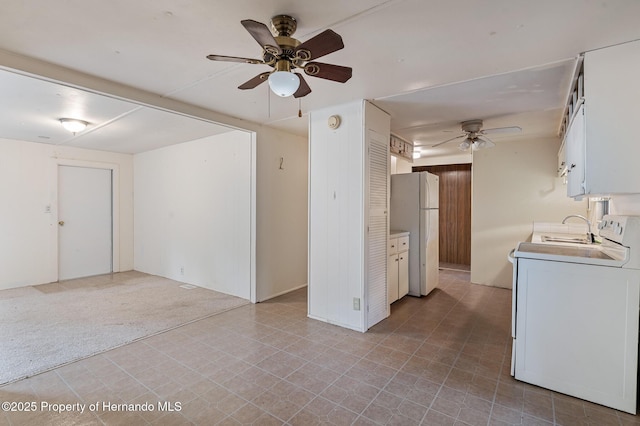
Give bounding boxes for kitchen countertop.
[390,230,410,238]
[509,221,597,264]
[514,241,624,267]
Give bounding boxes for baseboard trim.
[257,283,307,302]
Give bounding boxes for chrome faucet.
[562,214,594,243]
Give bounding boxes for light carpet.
[0,271,249,385]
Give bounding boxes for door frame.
[413,164,472,267]
[54,159,120,279]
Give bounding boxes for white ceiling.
[1,0,639,155]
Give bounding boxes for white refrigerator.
[390,172,439,296]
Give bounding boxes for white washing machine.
[511,215,640,414]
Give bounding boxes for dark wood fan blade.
[238,72,270,90]
[304,62,352,83]
[294,30,344,61]
[206,54,264,64]
[293,74,312,98]
[241,19,282,55]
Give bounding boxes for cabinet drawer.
[398,236,409,252]
[388,238,399,255]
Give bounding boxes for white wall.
[394,137,587,288]
[0,138,133,290]
[610,195,640,216]
[308,100,391,332]
[134,125,309,303]
[134,131,253,300]
[0,125,308,300]
[308,101,366,331]
[471,136,586,287]
[0,58,309,301]
[255,126,308,302]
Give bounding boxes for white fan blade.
[481,126,521,135]
[431,134,466,147]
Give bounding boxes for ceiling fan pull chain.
[298,98,302,118]
[268,84,271,118]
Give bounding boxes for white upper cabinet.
[565,104,586,198]
[563,40,640,198]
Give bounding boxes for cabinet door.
[388,237,398,255]
[584,40,640,195]
[566,104,585,197]
[388,254,399,304]
[398,251,409,298]
[557,142,567,177]
[397,236,409,253]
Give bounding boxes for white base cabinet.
[388,232,409,304]
[388,252,398,304]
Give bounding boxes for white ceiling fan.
[431,119,521,151]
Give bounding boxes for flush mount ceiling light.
[59,118,89,134]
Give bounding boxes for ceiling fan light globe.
[458,139,471,151]
[472,138,489,151]
[268,71,300,97]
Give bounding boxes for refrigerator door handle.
[425,174,432,210]
[422,173,433,210]
[425,209,429,239]
[424,177,429,210]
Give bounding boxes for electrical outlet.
[180,266,184,275]
[353,297,360,311]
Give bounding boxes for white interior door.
[58,166,113,280]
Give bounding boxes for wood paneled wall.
[413,164,471,265]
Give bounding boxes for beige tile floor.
[1,269,638,425]
[439,263,471,273]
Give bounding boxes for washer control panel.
[599,215,640,246]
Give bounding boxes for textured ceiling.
[1,1,639,154]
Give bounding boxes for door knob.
[58,221,65,226]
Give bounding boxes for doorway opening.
[413,164,471,272]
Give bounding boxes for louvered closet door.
[367,128,389,328]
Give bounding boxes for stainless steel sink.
[540,235,590,244]
[517,242,613,260]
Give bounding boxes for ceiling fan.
[431,120,522,151]
[206,15,352,98]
